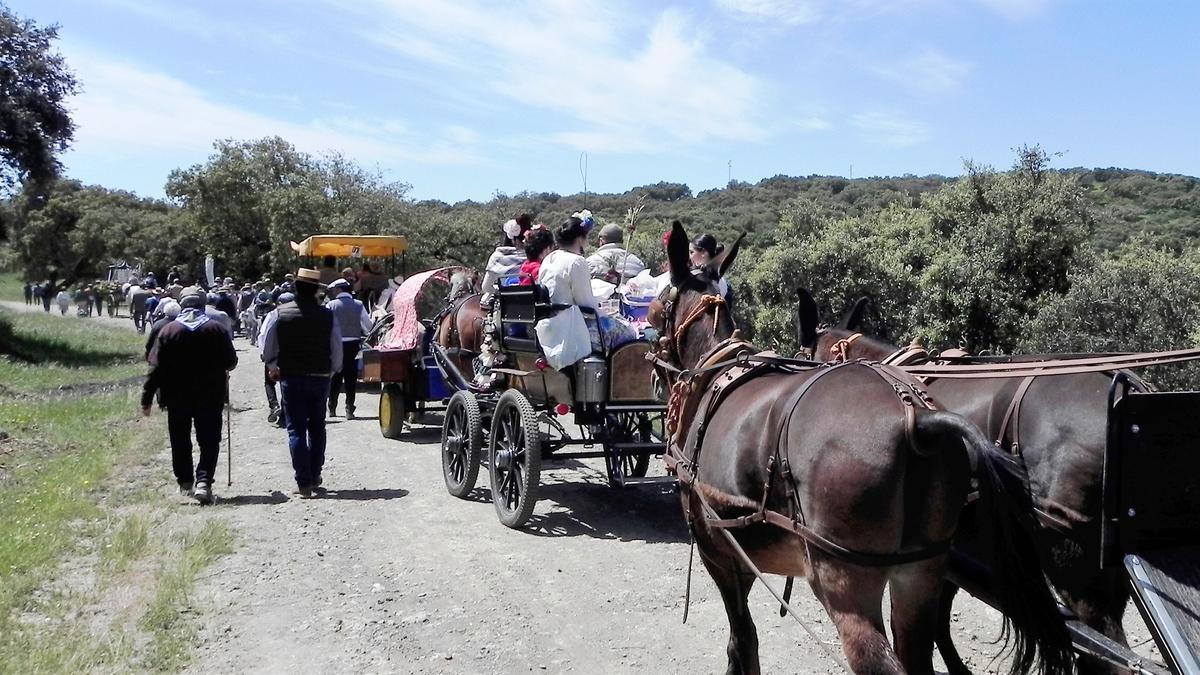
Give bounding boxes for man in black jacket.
[142,294,238,504]
[259,268,342,498]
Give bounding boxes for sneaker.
[267,407,280,424]
[193,482,214,505]
[293,486,313,499]
[179,483,194,496]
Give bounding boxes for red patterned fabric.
[382,267,466,350]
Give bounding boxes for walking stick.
[226,377,233,487]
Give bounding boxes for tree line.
[3,3,1200,387]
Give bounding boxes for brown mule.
[801,293,1137,674]
[436,292,486,376]
[649,224,1072,675]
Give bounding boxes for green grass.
[0,272,26,303]
[140,520,235,671]
[0,307,144,393]
[0,294,234,672]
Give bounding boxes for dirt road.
[10,302,1151,673]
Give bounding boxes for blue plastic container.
[424,355,451,400]
[620,296,654,321]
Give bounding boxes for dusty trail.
[2,301,1156,672]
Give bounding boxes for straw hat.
[294,268,326,287]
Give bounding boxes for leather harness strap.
[665,360,955,568]
[997,374,1038,453]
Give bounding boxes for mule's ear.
[796,288,819,349]
[667,220,690,283]
[837,296,870,330]
[709,232,745,280]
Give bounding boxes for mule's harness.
[650,289,956,569]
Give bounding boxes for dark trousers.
[264,366,286,425]
[167,399,223,487]
[132,309,147,333]
[328,340,361,413]
[42,297,50,312]
[281,376,330,488]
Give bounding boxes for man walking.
[23,281,33,305]
[129,284,151,333]
[325,278,372,419]
[259,269,342,498]
[141,294,238,504]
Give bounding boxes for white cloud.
[62,46,484,167]
[851,112,932,148]
[95,0,296,47]
[347,1,772,154]
[871,47,972,94]
[712,0,824,25]
[975,0,1054,20]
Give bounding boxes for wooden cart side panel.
[511,353,572,404]
[609,342,656,401]
[361,347,412,384]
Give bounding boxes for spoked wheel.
[488,390,542,528]
[379,384,406,439]
[603,412,652,487]
[442,390,482,498]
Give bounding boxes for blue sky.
[11,0,1200,202]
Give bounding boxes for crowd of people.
[133,264,377,504]
[19,216,725,506]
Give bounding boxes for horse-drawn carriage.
[434,281,668,528]
[359,267,468,439]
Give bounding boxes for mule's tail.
[915,411,1074,675]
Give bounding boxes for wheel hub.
[495,447,514,471]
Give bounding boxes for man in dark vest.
[141,293,238,504]
[259,268,342,498]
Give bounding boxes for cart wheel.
[604,412,652,487]
[442,391,482,498]
[488,389,542,528]
[379,384,406,439]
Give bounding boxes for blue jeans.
[280,376,330,488]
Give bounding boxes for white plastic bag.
[535,305,592,370]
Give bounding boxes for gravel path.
[2,301,1157,673]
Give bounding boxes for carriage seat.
[496,283,558,353]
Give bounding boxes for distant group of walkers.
[137,265,375,504]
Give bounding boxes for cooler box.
[423,355,451,400]
[621,296,654,322]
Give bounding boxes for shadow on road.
[520,482,687,544]
[220,491,290,506]
[321,488,409,501]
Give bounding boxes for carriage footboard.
[1125,547,1200,675]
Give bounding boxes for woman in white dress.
[537,215,595,311]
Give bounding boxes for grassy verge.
[0,271,26,303]
[0,296,233,672]
[0,306,144,392]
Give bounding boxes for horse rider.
[141,293,238,505]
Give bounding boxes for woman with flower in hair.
[480,213,533,306]
[538,213,596,310]
[518,224,553,286]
